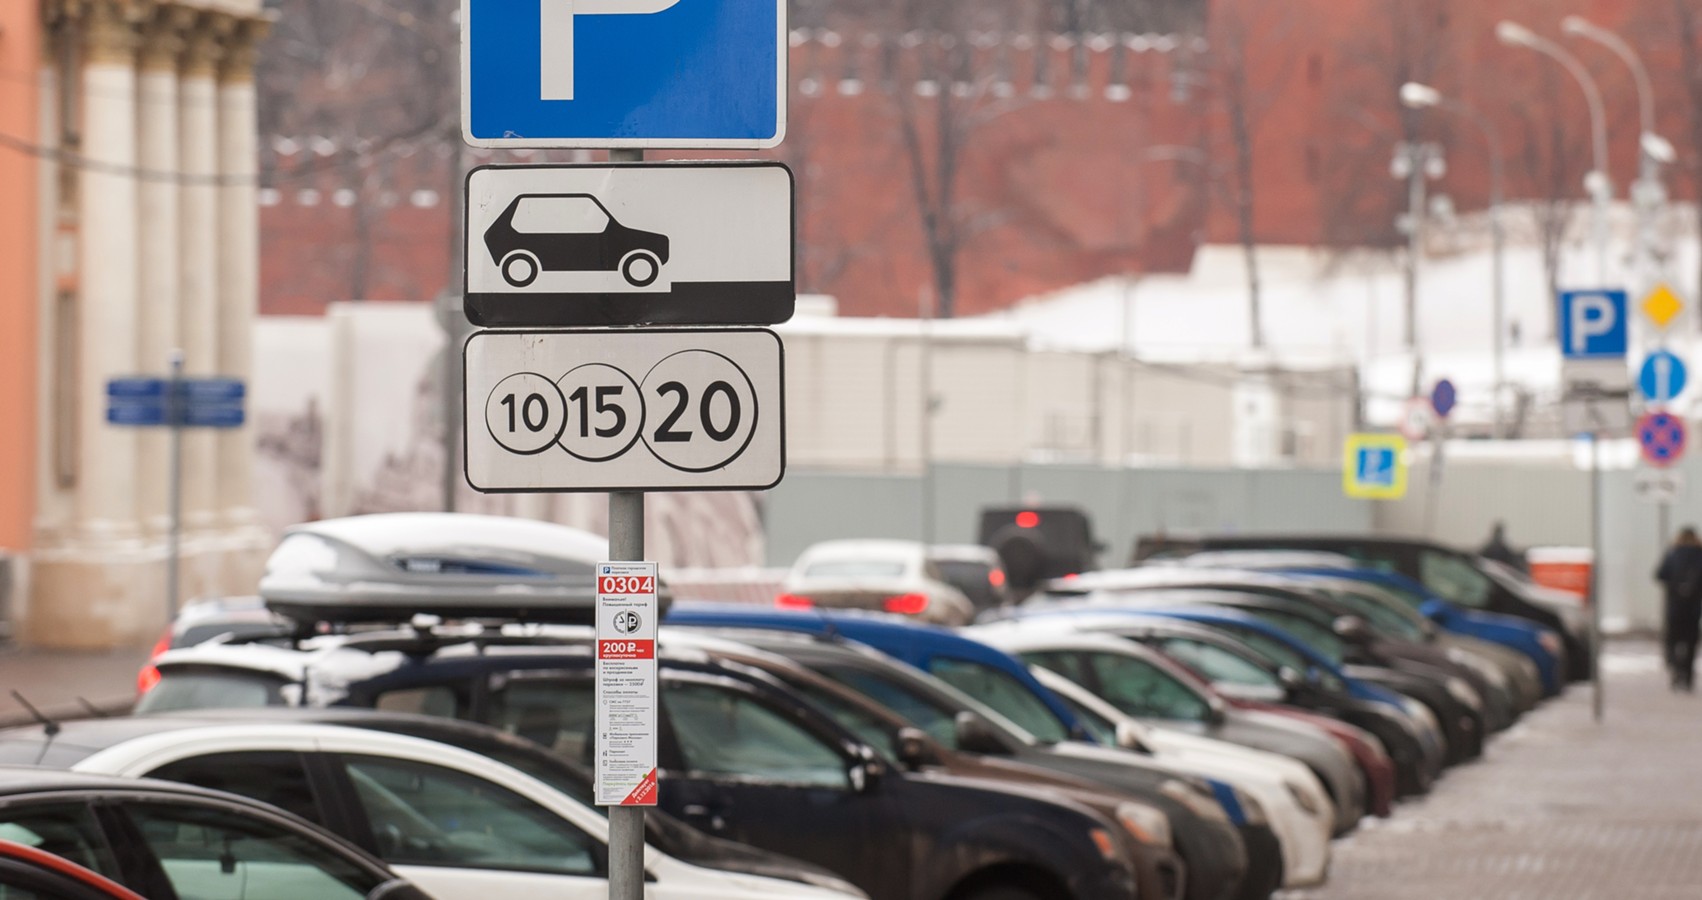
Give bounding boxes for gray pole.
[1404,144,1424,354]
[167,350,185,622]
[1590,426,1604,724]
[605,146,646,900]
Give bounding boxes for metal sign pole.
[167,350,185,621]
[1590,426,1604,724]
[605,146,645,900]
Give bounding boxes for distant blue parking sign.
[462,0,786,148]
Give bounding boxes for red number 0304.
[599,575,656,595]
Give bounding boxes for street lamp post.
[1563,16,1676,298]
[1390,141,1443,380]
[1401,82,1509,438]
[1498,20,1612,284]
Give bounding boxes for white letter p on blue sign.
[1559,289,1629,360]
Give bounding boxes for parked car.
[977,506,1100,594]
[928,544,1012,614]
[136,631,1149,900]
[0,767,428,900]
[779,540,975,625]
[0,839,145,900]
[0,718,864,900]
[1134,534,1592,680]
[663,625,1258,900]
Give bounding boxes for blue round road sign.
[1638,350,1689,405]
[1431,379,1458,419]
[1638,411,1687,468]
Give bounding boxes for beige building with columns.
[18,0,272,648]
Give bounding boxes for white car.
[0,719,864,900]
[968,627,1336,889]
[780,540,974,625]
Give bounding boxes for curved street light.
[1402,82,1509,437]
[1497,20,1611,281]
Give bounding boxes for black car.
[0,767,425,900]
[672,628,1267,900]
[140,631,1146,900]
[978,506,1101,593]
[485,193,670,289]
[1135,534,1592,681]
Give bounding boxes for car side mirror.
[1114,721,1152,754]
[895,727,936,771]
[1206,697,1228,727]
[1332,615,1374,644]
[1276,665,1305,689]
[953,711,1009,755]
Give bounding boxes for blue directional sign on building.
[1638,350,1689,405]
[1558,289,1629,360]
[462,0,786,148]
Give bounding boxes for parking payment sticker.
[595,561,659,806]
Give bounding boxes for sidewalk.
[0,642,153,726]
[1283,640,1702,900]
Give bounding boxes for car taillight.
[136,627,172,695]
[1015,511,1040,528]
[988,569,1006,588]
[883,593,929,615]
[775,594,815,609]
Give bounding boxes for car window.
[1420,552,1492,608]
[1215,625,1349,693]
[373,686,464,720]
[487,679,597,766]
[1239,609,1346,664]
[148,752,322,825]
[1324,588,1425,640]
[341,755,603,877]
[814,664,961,748]
[663,682,849,789]
[1025,666,1118,745]
[127,801,380,900]
[135,671,287,713]
[511,196,609,234]
[928,658,1069,744]
[1081,652,1211,722]
[1155,638,1282,688]
[799,561,906,579]
[775,677,899,763]
[0,806,113,883]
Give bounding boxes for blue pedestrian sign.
[1430,379,1458,419]
[1558,289,1629,360]
[1638,350,1689,405]
[461,0,786,149]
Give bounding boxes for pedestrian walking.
[1655,527,1702,692]
[1480,522,1523,570]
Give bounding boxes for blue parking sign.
[1558,289,1629,360]
[1343,434,1408,500]
[462,0,786,148]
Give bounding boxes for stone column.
[136,7,188,533]
[177,11,223,532]
[215,17,265,530]
[74,0,140,537]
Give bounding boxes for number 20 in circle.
[640,349,759,473]
[485,372,567,455]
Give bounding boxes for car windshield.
[928,658,1072,744]
[1321,587,1427,640]
[1155,636,1283,688]
[1213,623,1348,693]
[800,560,907,579]
[136,670,289,712]
[1420,551,1494,607]
[1238,609,1346,665]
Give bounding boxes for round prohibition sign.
[554,363,644,462]
[486,372,568,455]
[639,349,760,473]
[1638,411,1687,468]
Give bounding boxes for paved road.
[1282,641,1702,900]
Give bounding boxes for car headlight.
[1538,630,1564,657]
[1445,676,1483,712]
[1235,789,1268,826]
[1285,779,1323,817]
[1159,777,1229,824]
[1116,801,1174,849]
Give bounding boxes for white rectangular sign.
[463,163,794,328]
[594,561,660,807]
[464,328,785,492]
[1635,469,1686,504]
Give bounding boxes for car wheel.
[620,250,661,287]
[501,251,540,288]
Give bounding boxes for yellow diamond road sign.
[1642,284,1684,329]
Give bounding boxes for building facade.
[9,0,271,649]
